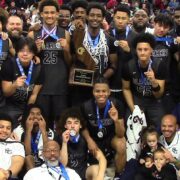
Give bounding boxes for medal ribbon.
[70,134,80,143]
[49,162,70,180]
[16,58,33,86]
[96,99,111,130]
[137,59,152,96]
[31,130,41,154]
[42,26,59,40]
[155,37,177,45]
[87,32,100,47]
[0,36,2,56]
[112,25,130,39]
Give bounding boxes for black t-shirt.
[59,135,88,179]
[122,58,165,98]
[152,39,177,80]
[67,136,88,179]
[9,36,24,54]
[138,163,177,180]
[1,58,41,108]
[108,27,134,89]
[81,97,123,142]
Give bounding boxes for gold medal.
[77,47,85,55]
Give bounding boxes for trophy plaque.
[69,68,94,87]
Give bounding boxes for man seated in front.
[23,140,81,180]
[0,113,25,180]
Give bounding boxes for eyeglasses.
[43,149,60,153]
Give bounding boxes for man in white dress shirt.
[24,140,81,180]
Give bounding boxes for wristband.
[152,84,160,92]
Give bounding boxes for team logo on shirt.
[133,115,143,125]
[172,147,177,154]
[77,47,85,55]
[5,148,12,154]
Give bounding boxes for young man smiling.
[81,77,126,179]
[122,33,166,128]
[0,114,25,180]
[70,2,117,106]
[28,0,72,130]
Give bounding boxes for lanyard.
[0,37,2,56]
[155,36,177,46]
[137,60,152,96]
[31,131,41,154]
[112,26,130,39]
[16,58,33,86]
[155,37,174,43]
[70,134,80,143]
[48,162,70,180]
[96,99,111,129]
[42,26,59,40]
[87,32,100,47]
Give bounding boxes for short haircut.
[114,4,130,17]
[39,0,59,13]
[0,114,13,126]
[154,13,173,28]
[133,9,148,17]
[153,148,165,157]
[58,107,86,131]
[71,0,88,12]
[132,33,156,49]
[60,4,72,14]
[93,76,109,86]
[87,2,106,17]
[16,37,38,55]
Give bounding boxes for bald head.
[161,114,177,125]
[43,140,60,166]
[43,140,60,151]
[161,114,178,142]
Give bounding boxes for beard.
[9,30,22,38]
[133,22,147,32]
[45,159,59,167]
